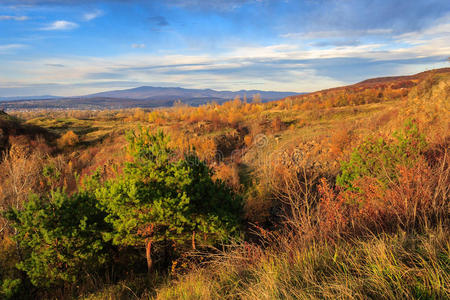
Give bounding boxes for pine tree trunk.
[145,238,153,272]
[192,231,196,250]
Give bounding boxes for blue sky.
[1,0,449,97]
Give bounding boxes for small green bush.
[337,120,427,190]
[6,190,111,287]
[0,278,22,299]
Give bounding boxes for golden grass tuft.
[156,226,449,300]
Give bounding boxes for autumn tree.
[57,130,79,148]
[95,129,242,271]
[252,93,262,103]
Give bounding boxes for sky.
[0,0,450,97]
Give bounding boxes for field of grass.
[0,69,448,299]
[156,227,449,300]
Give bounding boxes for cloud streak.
[0,44,26,53]
[1,0,449,97]
[0,15,28,21]
[282,29,394,40]
[3,25,448,97]
[167,0,260,11]
[83,9,103,21]
[41,20,79,30]
[131,43,146,49]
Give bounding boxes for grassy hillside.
[0,68,449,299]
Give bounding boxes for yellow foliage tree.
[57,131,79,148]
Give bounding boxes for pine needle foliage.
[95,128,242,269]
[5,190,110,287]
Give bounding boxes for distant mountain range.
[0,86,300,110]
[0,95,60,101]
[84,86,298,102]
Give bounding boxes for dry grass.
[156,225,449,300]
[154,73,450,300]
[1,70,449,299]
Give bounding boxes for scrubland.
[0,69,449,299]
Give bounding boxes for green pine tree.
[95,129,242,271]
[5,190,110,287]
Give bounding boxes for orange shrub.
[132,108,146,121]
[244,135,253,147]
[271,117,284,133]
[317,155,449,240]
[57,130,79,148]
[213,162,240,191]
[328,127,353,158]
[195,137,217,162]
[226,111,244,126]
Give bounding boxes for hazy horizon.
[1,0,449,97]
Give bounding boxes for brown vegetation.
[0,68,449,299]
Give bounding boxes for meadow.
[0,68,449,299]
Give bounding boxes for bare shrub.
[0,138,47,237]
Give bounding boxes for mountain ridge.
[2,68,449,110]
[83,86,299,101]
[0,95,60,101]
[0,86,301,110]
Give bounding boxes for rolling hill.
[278,68,450,107]
[84,86,298,102]
[0,86,300,110]
[2,68,449,111]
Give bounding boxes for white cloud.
[2,17,450,97]
[395,15,450,44]
[131,43,146,49]
[0,15,28,21]
[282,28,393,40]
[83,10,103,21]
[366,29,393,35]
[0,44,26,52]
[42,20,79,31]
[0,47,347,95]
